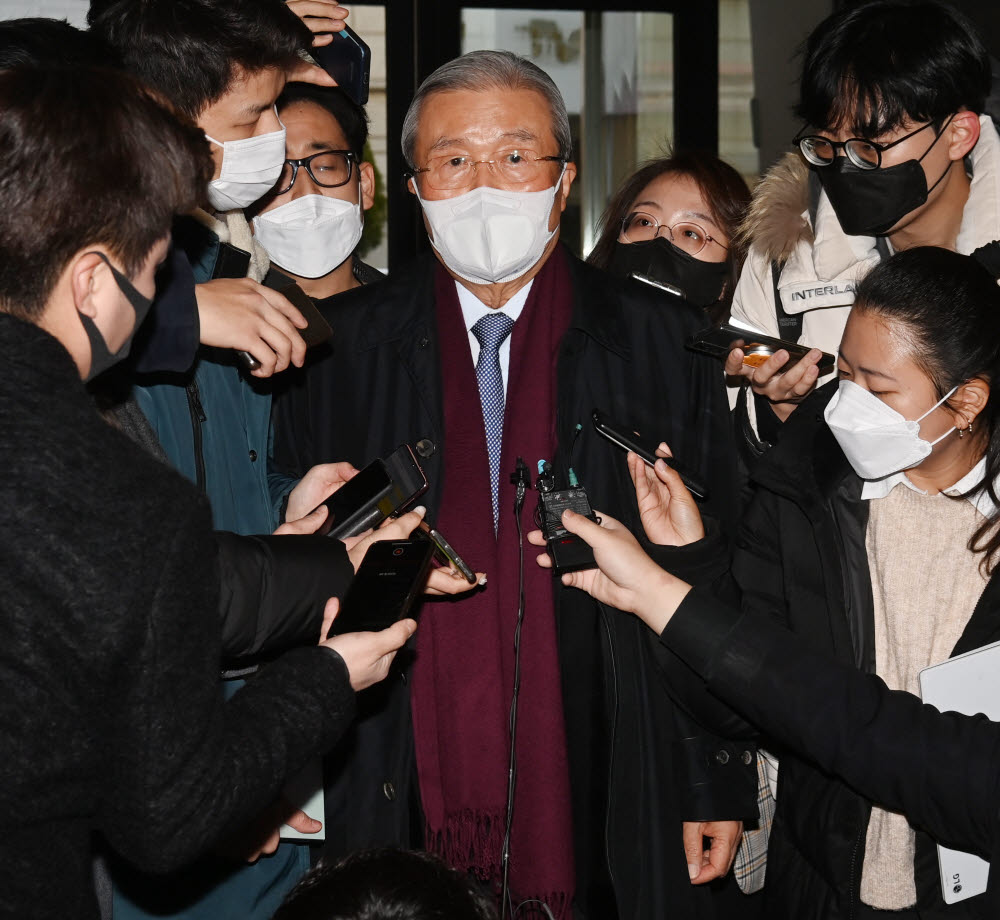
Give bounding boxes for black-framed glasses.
[621,211,728,256]
[792,117,948,170]
[409,148,565,192]
[276,149,356,194]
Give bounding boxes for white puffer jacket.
[730,115,1000,416]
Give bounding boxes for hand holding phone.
[344,507,481,590]
[413,519,477,584]
[236,277,333,372]
[309,25,371,105]
[286,0,350,47]
[626,450,706,547]
[592,410,709,500]
[314,444,428,539]
[320,597,417,692]
[713,327,828,422]
[329,539,434,635]
[688,322,835,376]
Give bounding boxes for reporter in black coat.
[542,512,1000,918]
[0,67,412,920]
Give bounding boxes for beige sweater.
[860,486,988,909]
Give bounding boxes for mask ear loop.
[917,385,959,446]
[917,113,957,197]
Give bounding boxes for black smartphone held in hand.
[686,323,836,376]
[592,409,710,500]
[331,539,434,634]
[310,25,371,105]
[315,445,429,540]
[236,278,334,371]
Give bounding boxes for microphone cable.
[501,458,531,919]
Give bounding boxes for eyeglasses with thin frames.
[620,211,728,256]
[410,148,565,192]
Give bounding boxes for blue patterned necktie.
[471,312,516,530]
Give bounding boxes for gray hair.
[401,50,573,169]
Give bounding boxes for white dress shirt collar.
[861,456,998,518]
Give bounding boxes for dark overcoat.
[271,247,757,919]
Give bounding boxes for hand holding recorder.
[529,451,702,634]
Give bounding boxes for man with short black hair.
[86,3,386,917]
[0,63,411,920]
[728,0,999,439]
[87,0,334,534]
[250,83,382,305]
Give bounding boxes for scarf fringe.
[426,813,573,920]
[425,809,504,880]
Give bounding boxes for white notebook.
[918,640,1000,904]
[279,758,325,842]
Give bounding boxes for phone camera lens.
[393,547,404,556]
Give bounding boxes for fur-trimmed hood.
[735,152,813,263]
[738,115,1000,269]
[728,115,1000,418]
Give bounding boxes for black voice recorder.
[535,461,598,574]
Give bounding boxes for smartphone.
[629,272,683,299]
[310,25,371,106]
[417,519,477,584]
[687,323,836,376]
[330,539,434,634]
[237,276,334,372]
[592,409,710,501]
[215,240,252,280]
[315,445,429,540]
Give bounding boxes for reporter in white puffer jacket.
[727,0,1000,443]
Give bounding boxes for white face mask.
[824,379,958,480]
[205,123,287,211]
[414,166,565,285]
[252,193,363,279]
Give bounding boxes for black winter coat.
[708,381,1000,919]
[0,313,357,919]
[271,248,757,920]
[213,531,354,664]
[661,585,1000,919]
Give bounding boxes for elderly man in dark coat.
[272,49,756,920]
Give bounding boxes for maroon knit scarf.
[411,251,576,915]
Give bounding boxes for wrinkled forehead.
[415,86,559,150]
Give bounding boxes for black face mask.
[609,237,729,307]
[79,251,154,381]
[816,127,950,237]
